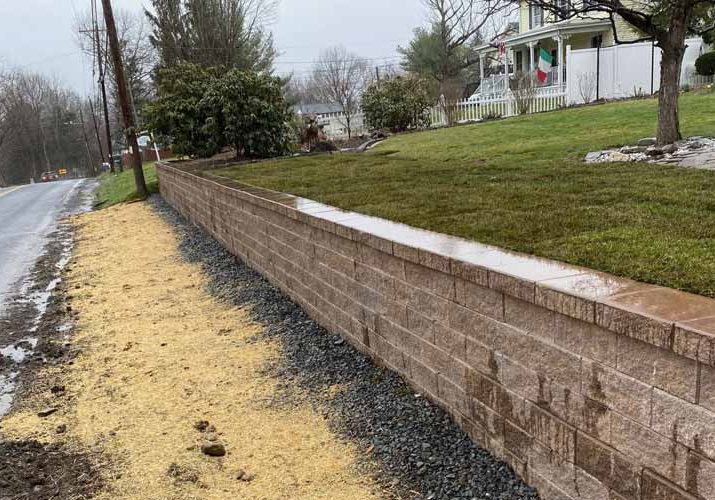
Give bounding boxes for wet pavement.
[0,179,96,418]
[0,181,89,304]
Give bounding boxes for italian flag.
[536,48,553,83]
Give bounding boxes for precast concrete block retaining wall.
[157,161,715,500]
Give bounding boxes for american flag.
[490,40,507,57]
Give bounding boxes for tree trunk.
[656,8,689,146]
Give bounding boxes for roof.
[293,103,344,115]
[476,18,612,52]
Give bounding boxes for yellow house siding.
[611,14,643,43]
[519,1,529,33]
[516,0,643,44]
[519,1,556,32]
[568,32,596,50]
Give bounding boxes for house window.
[591,34,603,48]
[516,51,523,72]
[551,49,558,66]
[557,0,570,19]
[529,5,543,29]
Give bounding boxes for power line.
[276,37,410,51]
[278,62,402,77]
[173,46,402,64]
[274,55,401,65]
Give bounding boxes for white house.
[294,104,366,140]
[471,1,710,103]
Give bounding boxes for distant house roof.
[293,103,344,115]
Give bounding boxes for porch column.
[504,48,509,96]
[557,35,564,89]
[528,42,536,74]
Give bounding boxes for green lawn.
[96,163,159,207]
[215,92,715,298]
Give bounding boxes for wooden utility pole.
[94,0,118,173]
[78,105,97,176]
[98,48,118,173]
[101,0,147,197]
[84,0,116,173]
[88,96,105,163]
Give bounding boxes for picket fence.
[686,72,714,89]
[429,87,567,128]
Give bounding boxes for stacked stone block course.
[158,162,715,500]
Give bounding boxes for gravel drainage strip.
[150,195,539,500]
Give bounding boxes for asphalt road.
[0,180,90,305]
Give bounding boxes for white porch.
[472,18,612,100]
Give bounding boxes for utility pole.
[88,96,105,163]
[77,105,97,176]
[99,47,118,173]
[86,0,117,173]
[101,0,148,197]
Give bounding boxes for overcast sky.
[0,0,427,95]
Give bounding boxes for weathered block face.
[158,160,715,500]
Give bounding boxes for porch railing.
[473,67,563,100]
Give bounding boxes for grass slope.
[216,92,715,298]
[96,163,159,207]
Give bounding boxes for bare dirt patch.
[1,203,378,500]
[0,440,100,499]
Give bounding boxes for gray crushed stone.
[149,195,539,500]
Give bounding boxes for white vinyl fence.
[429,87,567,128]
[566,38,708,104]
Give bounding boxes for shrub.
[144,64,223,158]
[695,51,715,76]
[203,70,293,159]
[510,72,537,115]
[361,76,432,132]
[145,64,293,159]
[577,72,597,103]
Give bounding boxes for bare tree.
[520,0,715,145]
[0,70,99,185]
[75,8,156,131]
[285,74,320,107]
[312,46,369,139]
[408,0,514,96]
